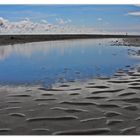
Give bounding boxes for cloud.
[127,11,140,16]
[0,17,57,34]
[41,19,48,24]
[0,17,73,34]
[67,19,72,22]
[97,18,102,21]
[0,17,8,26]
[56,18,71,25]
[0,17,140,35]
[134,5,140,7]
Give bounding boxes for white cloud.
[0,17,73,34]
[127,11,140,16]
[0,17,140,35]
[134,5,140,7]
[24,17,30,21]
[56,18,71,25]
[0,17,8,26]
[0,17,57,34]
[41,19,48,24]
[97,18,102,21]
[67,19,72,22]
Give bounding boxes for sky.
[0,5,140,34]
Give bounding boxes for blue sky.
[0,5,140,34]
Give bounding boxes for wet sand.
[0,66,140,135]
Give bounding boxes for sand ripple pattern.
[0,67,140,135]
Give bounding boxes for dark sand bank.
[0,34,140,46]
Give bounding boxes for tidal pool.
[0,38,139,87]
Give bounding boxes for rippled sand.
[0,66,140,135]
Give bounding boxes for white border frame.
[0,0,139,4]
[0,0,140,139]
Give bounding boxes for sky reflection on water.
[0,39,139,87]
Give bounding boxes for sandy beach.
[0,61,140,134]
[0,36,140,135]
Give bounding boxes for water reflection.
[0,39,108,60]
[0,39,139,86]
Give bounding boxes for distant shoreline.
[0,34,140,46]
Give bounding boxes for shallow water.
[0,38,139,87]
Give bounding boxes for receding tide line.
[0,34,140,46]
